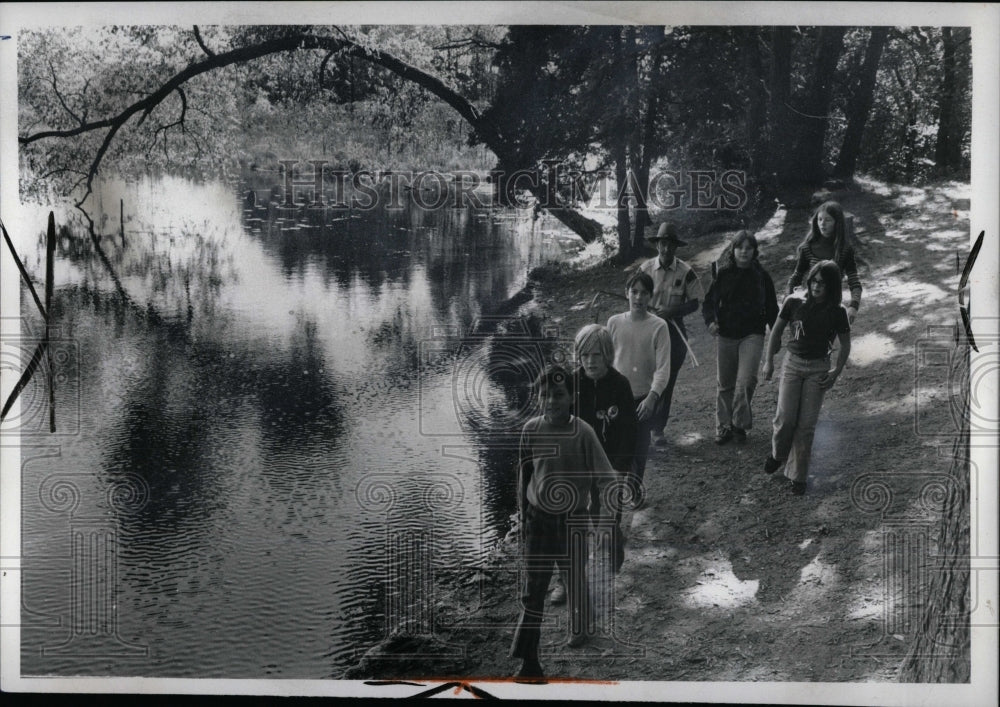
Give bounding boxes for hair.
[534,364,574,396]
[805,260,843,306]
[803,201,848,264]
[574,324,615,367]
[625,270,655,295]
[718,229,760,271]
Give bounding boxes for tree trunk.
[934,27,963,176]
[792,27,847,185]
[745,28,769,184]
[897,345,970,682]
[768,27,794,187]
[613,138,632,263]
[834,28,889,179]
[632,29,665,252]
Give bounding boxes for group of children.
[510,201,862,679]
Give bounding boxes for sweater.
[606,312,672,398]
[703,263,780,339]
[519,415,617,515]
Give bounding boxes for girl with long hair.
[702,230,779,444]
[788,201,863,324]
[762,260,852,495]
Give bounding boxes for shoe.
[790,481,807,496]
[651,430,668,447]
[715,427,733,445]
[763,455,782,474]
[514,661,546,682]
[549,575,566,605]
[566,633,588,648]
[733,428,747,443]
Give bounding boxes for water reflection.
[19,174,580,677]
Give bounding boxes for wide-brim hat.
[646,222,688,246]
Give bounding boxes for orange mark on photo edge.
[400,675,619,685]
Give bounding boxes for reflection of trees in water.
[55,290,345,548]
[240,177,526,342]
[45,218,236,325]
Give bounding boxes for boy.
[509,365,619,680]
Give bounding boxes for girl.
[788,201,863,324]
[762,260,851,495]
[702,230,779,444]
[606,272,671,508]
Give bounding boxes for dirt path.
[349,179,971,684]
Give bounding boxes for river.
[14,173,583,677]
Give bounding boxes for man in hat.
[640,222,705,446]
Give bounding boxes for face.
[627,282,652,312]
[809,276,827,302]
[733,240,755,268]
[538,381,572,421]
[579,344,609,381]
[816,210,836,238]
[656,239,677,265]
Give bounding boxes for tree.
[897,345,970,682]
[834,28,890,179]
[20,26,603,241]
[934,27,971,176]
[790,27,847,185]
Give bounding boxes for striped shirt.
[787,242,863,310]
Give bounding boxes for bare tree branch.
[47,60,82,124]
[193,25,216,58]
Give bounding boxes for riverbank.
[343,176,971,685]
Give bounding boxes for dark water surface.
[16,175,582,677]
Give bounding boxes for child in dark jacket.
[702,230,779,444]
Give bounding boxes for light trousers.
[771,352,830,483]
[716,333,765,433]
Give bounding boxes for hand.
[762,359,774,382]
[818,370,840,390]
[846,306,858,325]
[636,393,657,421]
[707,322,719,336]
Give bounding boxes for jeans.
[771,352,830,483]
[716,333,765,433]
[653,319,688,434]
[510,505,592,661]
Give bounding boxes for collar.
[656,256,677,271]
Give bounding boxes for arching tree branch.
[22,29,603,241]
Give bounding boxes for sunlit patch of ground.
[677,556,759,609]
[850,332,903,367]
[688,240,730,270]
[674,430,706,446]
[866,275,950,306]
[755,204,787,243]
[887,316,916,332]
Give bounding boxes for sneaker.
[549,575,566,605]
[763,455,782,474]
[790,481,807,496]
[733,427,747,443]
[715,427,733,445]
